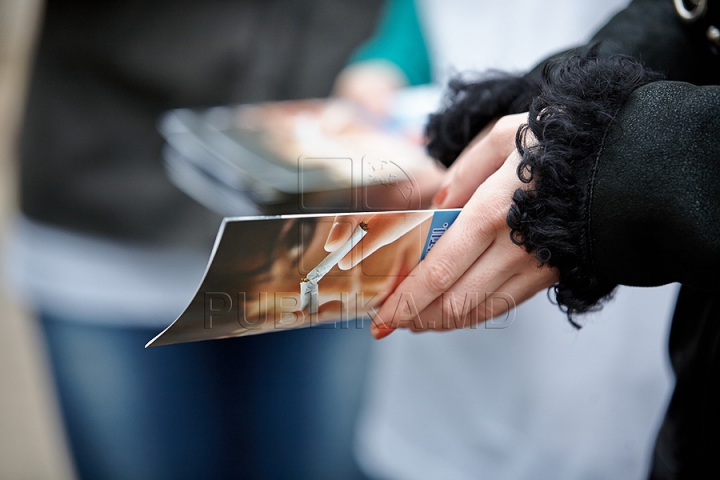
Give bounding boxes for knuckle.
[422,259,457,293]
[475,304,489,324]
[493,115,516,137]
[491,116,522,150]
[493,115,512,132]
[488,202,511,228]
[467,205,507,241]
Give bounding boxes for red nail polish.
[371,323,395,340]
[432,186,449,207]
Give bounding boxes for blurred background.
[0,0,75,478]
[0,1,383,479]
[0,1,677,479]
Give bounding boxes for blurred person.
[4,1,387,479]
[333,1,679,479]
[334,0,431,116]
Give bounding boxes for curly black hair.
[508,47,663,323]
[425,72,541,167]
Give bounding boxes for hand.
[332,60,407,117]
[370,113,559,339]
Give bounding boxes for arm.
[332,0,432,115]
[567,81,720,290]
[347,0,431,87]
[368,0,720,337]
[508,54,720,316]
[372,50,720,338]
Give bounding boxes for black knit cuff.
[507,48,663,321]
[425,73,542,167]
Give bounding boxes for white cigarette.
[299,279,319,314]
[300,222,368,312]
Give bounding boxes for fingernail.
[432,186,449,208]
[372,325,396,340]
[337,254,352,271]
[324,221,352,252]
[370,320,396,340]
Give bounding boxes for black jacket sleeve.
[505,0,720,315]
[509,55,720,314]
[590,82,720,288]
[426,0,720,315]
[508,50,720,314]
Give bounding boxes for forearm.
[590,81,720,289]
[509,55,720,315]
[421,0,720,322]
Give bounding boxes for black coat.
[583,2,720,477]
[427,0,720,478]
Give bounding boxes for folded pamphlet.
[147,209,460,347]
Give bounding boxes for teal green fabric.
[350,0,432,86]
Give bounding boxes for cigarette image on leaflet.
[300,222,368,313]
[145,209,460,347]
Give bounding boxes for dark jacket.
[19,0,382,250]
[426,0,720,478]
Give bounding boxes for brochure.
[158,90,444,216]
[147,209,460,347]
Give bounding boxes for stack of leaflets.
[158,87,445,216]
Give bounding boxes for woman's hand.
[370,113,559,339]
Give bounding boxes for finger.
[392,239,519,332]
[372,151,525,336]
[369,318,396,339]
[471,268,557,326]
[370,195,502,334]
[338,212,433,270]
[408,276,521,332]
[405,265,556,333]
[324,215,365,252]
[435,113,526,209]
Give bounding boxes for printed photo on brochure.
[147,209,461,347]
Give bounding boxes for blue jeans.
[40,314,371,480]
